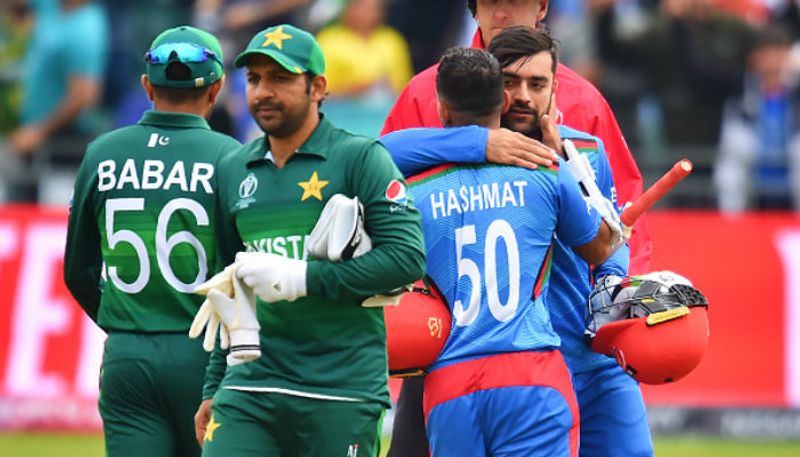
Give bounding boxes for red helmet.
[385,280,451,376]
[588,271,710,384]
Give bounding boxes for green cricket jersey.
[64,111,241,332]
[204,115,426,407]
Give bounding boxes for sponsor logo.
[385,179,407,205]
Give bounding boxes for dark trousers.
[387,376,430,457]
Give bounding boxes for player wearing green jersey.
[193,24,426,457]
[63,26,240,457]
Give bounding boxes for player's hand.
[235,252,307,303]
[485,128,557,169]
[586,274,626,335]
[540,91,563,156]
[194,398,213,447]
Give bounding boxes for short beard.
[501,116,542,141]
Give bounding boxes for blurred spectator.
[595,0,757,150]
[547,0,601,84]
[5,0,108,204]
[316,0,413,136]
[714,25,800,212]
[385,0,466,72]
[0,0,31,134]
[195,0,313,61]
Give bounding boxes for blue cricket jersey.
[382,125,626,374]
[396,154,600,370]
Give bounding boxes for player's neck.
[152,101,210,118]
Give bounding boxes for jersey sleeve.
[63,149,103,323]
[305,143,426,300]
[556,160,602,248]
[380,126,487,177]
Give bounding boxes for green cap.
[234,24,325,75]
[145,25,224,88]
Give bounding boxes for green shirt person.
[63,26,240,457]
[195,24,426,457]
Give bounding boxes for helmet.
[385,280,451,376]
[587,271,710,384]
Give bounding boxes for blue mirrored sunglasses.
[145,42,222,65]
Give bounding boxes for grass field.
[1,433,799,457]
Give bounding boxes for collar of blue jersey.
[138,110,211,130]
[246,114,332,166]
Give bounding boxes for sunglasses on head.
[145,42,222,65]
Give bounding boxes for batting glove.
[190,264,236,351]
[235,251,307,303]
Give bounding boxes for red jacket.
[381,31,652,274]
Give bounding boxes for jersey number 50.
[454,219,520,327]
[105,197,209,294]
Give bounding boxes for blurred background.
[0,0,799,456]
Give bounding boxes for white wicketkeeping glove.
[190,266,261,365]
[306,193,410,307]
[307,194,373,261]
[235,251,307,303]
[563,139,627,251]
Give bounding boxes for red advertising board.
[642,212,800,407]
[0,206,798,431]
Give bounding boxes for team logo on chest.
[240,173,258,198]
[236,173,258,209]
[298,171,329,201]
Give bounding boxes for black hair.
[487,25,558,75]
[467,0,476,16]
[152,85,212,105]
[436,47,504,118]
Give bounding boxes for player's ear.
[437,97,452,127]
[141,74,155,102]
[502,90,511,114]
[310,74,327,104]
[209,74,225,104]
[537,0,550,22]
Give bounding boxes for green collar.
[245,114,334,166]
[138,110,211,130]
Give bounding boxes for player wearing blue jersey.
[382,26,653,457]
[386,46,617,457]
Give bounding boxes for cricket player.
[384,46,618,457]
[194,24,425,457]
[383,26,653,457]
[382,0,651,275]
[63,26,240,457]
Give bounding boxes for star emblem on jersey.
[204,414,221,442]
[298,171,329,201]
[262,26,292,49]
